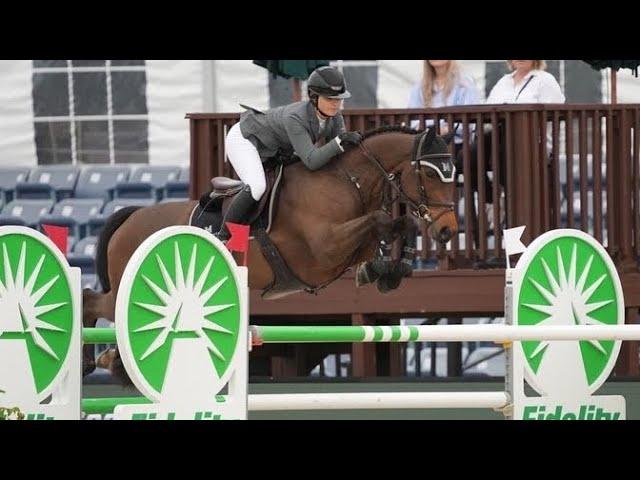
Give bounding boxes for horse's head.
[397,128,458,244]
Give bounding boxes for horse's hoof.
[82,344,96,377]
[376,274,402,294]
[96,348,117,370]
[356,262,378,287]
[355,263,368,287]
[398,260,414,278]
[83,360,96,377]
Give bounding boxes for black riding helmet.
[307,66,352,99]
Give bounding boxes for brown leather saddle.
[190,162,315,299]
[194,163,282,233]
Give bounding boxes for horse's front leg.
[313,210,394,267]
[391,215,419,278]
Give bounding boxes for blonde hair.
[421,60,460,108]
[507,60,546,71]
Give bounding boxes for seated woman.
[408,60,481,142]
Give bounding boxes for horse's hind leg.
[82,288,116,376]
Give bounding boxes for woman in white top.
[486,60,565,104]
[464,60,565,197]
[462,61,565,264]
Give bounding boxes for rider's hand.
[337,131,363,150]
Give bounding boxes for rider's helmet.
[307,66,352,100]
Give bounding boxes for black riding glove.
[337,131,363,150]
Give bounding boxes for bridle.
[357,139,455,227]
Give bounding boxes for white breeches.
[225,122,267,201]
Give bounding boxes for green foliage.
[0,390,25,420]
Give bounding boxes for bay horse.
[83,125,459,379]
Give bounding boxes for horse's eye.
[426,169,437,178]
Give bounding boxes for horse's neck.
[342,134,412,210]
[361,134,412,173]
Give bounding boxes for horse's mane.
[361,125,419,140]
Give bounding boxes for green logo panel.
[0,233,73,394]
[518,236,618,386]
[126,233,241,393]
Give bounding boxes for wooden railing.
[187,104,640,272]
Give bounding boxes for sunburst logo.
[0,230,73,398]
[517,233,623,396]
[116,229,241,402]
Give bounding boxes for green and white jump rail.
[84,324,640,345]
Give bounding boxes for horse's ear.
[442,130,456,145]
[424,127,437,145]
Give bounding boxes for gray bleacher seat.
[68,254,95,274]
[73,236,99,256]
[0,167,31,205]
[75,166,130,200]
[67,236,99,276]
[164,166,190,199]
[0,199,54,228]
[81,273,98,290]
[39,198,104,239]
[114,166,182,201]
[87,198,155,236]
[15,165,79,201]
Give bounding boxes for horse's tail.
[95,206,141,293]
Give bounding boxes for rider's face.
[317,96,343,117]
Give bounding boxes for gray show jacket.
[238,101,346,170]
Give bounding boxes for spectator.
[486,60,565,104]
[408,60,481,142]
[466,60,565,200]
[459,60,565,266]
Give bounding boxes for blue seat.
[75,166,130,201]
[164,166,190,199]
[15,166,79,201]
[39,198,104,239]
[68,254,95,275]
[81,273,98,290]
[114,166,181,201]
[87,198,155,236]
[73,235,99,256]
[67,236,99,276]
[0,199,54,228]
[0,167,31,205]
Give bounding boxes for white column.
[0,60,37,166]
[146,60,203,166]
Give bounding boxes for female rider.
[218,65,363,240]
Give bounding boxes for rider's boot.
[215,185,258,242]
